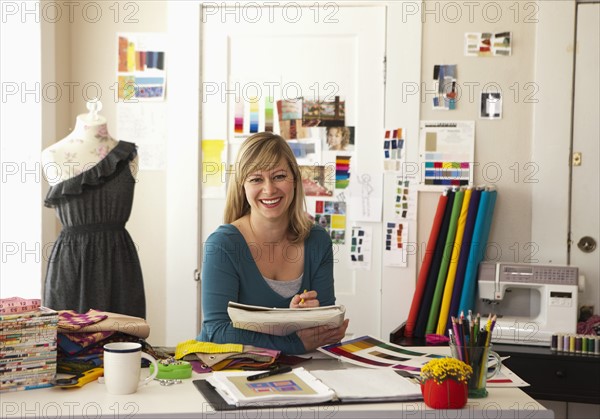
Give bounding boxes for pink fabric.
[58,309,108,330]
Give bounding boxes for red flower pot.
[421,379,468,409]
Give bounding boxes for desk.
[0,352,553,419]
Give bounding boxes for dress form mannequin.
[42,99,145,318]
[42,100,137,185]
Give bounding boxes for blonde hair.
[224,132,313,243]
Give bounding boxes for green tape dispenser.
[150,358,192,380]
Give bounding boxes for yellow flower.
[420,357,473,384]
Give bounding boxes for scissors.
[53,367,104,388]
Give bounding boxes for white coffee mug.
[103,342,158,395]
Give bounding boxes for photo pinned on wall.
[350,225,372,270]
[465,32,512,57]
[419,121,475,190]
[277,98,324,164]
[278,98,307,140]
[394,174,418,221]
[314,200,346,245]
[299,165,334,197]
[117,33,166,101]
[480,92,503,119]
[383,221,408,268]
[432,65,457,110]
[303,97,345,127]
[383,128,405,171]
[287,140,320,165]
[324,126,355,152]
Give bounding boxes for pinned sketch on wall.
[465,32,512,57]
[117,33,166,101]
[383,128,405,171]
[480,92,502,119]
[315,201,346,245]
[303,97,345,127]
[432,65,457,110]
[419,121,475,189]
[117,102,166,170]
[325,126,355,151]
[394,174,418,221]
[347,172,383,222]
[300,165,334,197]
[350,226,372,270]
[383,221,408,268]
[201,139,227,198]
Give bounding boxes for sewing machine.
[477,262,580,346]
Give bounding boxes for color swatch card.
[419,121,475,189]
[117,33,167,101]
[383,221,408,268]
[383,128,405,171]
[393,174,418,220]
[318,335,444,372]
[335,155,352,189]
[349,225,372,270]
[465,32,512,57]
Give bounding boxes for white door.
[570,2,600,314]
[201,4,386,337]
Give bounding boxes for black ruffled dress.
[43,141,146,318]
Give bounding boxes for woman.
[199,132,349,354]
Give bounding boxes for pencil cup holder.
[449,344,501,398]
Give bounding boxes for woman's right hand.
[296,319,349,352]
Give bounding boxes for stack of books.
[0,298,58,392]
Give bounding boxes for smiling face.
[243,158,295,223]
[327,128,344,149]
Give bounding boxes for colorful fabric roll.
[458,189,497,315]
[405,193,448,337]
[436,188,472,335]
[446,188,482,332]
[414,190,455,337]
[426,189,464,334]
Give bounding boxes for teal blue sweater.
[198,224,335,354]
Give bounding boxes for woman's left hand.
[290,290,319,308]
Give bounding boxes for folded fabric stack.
[175,340,280,373]
[0,298,58,392]
[57,309,152,374]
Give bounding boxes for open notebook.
[197,367,422,409]
[227,302,346,336]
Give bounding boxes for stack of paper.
[227,302,346,336]
[310,368,422,402]
[206,367,336,407]
[0,306,58,392]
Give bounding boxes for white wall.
[42,0,169,344]
[417,0,537,269]
[34,0,586,345]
